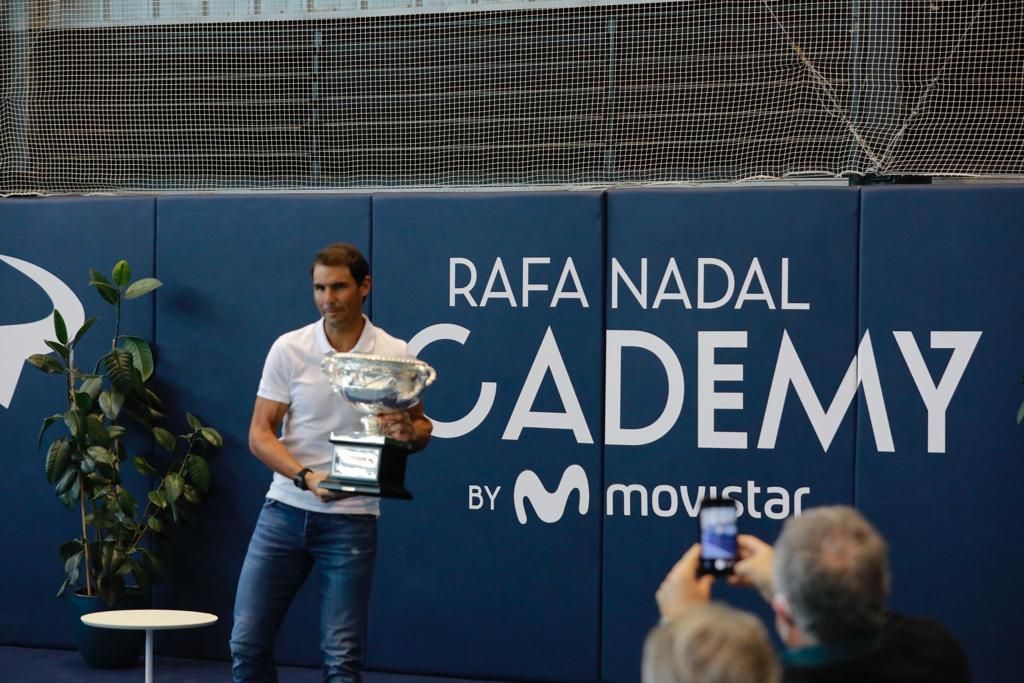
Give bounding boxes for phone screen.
[699,498,738,575]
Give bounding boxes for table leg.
[145,629,153,683]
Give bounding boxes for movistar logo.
[0,255,84,408]
[513,464,589,524]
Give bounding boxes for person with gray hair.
[733,506,970,683]
[655,506,970,683]
[650,544,780,683]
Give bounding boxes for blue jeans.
[230,499,378,683]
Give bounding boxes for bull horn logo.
[513,465,589,525]
[0,255,84,408]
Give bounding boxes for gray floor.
[0,645,505,683]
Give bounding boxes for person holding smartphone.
[655,505,970,683]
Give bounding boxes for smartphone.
[698,497,739,576]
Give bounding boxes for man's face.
[313,263,370,330]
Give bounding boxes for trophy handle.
[420,363,437,388]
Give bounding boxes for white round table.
[81,609,218,683]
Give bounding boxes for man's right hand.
[305,471,356,503]
[655,543,713,621]
[730,534,776,602]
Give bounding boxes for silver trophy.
[320,352,436,499]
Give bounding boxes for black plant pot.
[70,588,151,669]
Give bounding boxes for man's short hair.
[311,243,369,284]
[774,506,890,642]
[643,602,780,683]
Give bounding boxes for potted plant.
[27,260,221,668]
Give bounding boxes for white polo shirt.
[256,315,409,515]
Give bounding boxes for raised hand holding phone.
[698,497,739,576]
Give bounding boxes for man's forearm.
[250,430,306,479]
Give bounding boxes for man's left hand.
[378,410,415,442]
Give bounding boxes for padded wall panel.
[0,197,155,647]
[857,186,1024,683]
[368,193,605,681]
[602,188,860,683]
[154,195,371,663]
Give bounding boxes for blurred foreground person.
[647,544,780,683]
[645,601,780,683]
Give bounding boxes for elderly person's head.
[773,506,890,644]
[643,602,780,683]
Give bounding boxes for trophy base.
[321,432,413,500]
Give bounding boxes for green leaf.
[89,269,111,287]
[64,550,82,576]
[147,516,164,533]
[106,424,127,440]
[99,390,125,421]
[147,490,167,509]
[186,413,201,431]
[122,337,154,381]
[112,260,132,287]
[70,317,97,348]
[98,575,123,607]
[53,309,68,344]
[61,550,82,596]
[59,539,84,560]
[73,391,92,412]
[27,354,65,374]
[182,484,201,505]
[37,413,64,449]
[152,427,175,452]
[118,489,138,517]
[45,440,71,484]
[79,377,103,400]
[133,456,159,477]
[87,446,116,466]
[164,473,185,504]
[63,410,84,440]
[44,340,70,359]
[104,349,143,399]
[55,468,77,496]
[199,427,224,449]
[185,455,212,494]
[86,415,110,448]
[124,277,162,300]
[144,388,163,410]
[1017,399,1024,425]
[92,281,119,305]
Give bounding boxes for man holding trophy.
[230,243,433,683]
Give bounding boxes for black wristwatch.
[293,467,313,490]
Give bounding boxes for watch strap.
[293,467,313,490]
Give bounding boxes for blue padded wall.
[857,186,1024,683]
[368,193,605,681]
[603,188,860,682]
[153,195,371,664]
[0,197,155,647]
[1,187,1022,683]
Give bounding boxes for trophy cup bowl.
[318,352,436,500]
[321,353,437,434]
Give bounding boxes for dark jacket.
[782,613,970,683]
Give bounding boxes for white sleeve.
[256,338,292,404]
